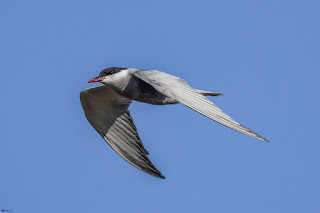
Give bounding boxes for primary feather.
[134,70,268,142]
[80,85,165,179]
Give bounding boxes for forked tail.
[196,89,224,96]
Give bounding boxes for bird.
[80,67,268,179]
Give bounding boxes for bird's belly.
[119,75,179,105]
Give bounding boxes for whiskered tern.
[80,67,268,179]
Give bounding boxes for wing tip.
[147,170,165,179]
[258,136,270,143]
[238,124,269,143]
[252,133,269,143]
[157,174,166,179]
[255,134,269,142]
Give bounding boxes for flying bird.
[80,67,268,179]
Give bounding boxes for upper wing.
[134,70,268,142]
[80,85,165,178]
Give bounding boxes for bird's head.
[88,67,128,84]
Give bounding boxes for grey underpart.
[116,74,224,105]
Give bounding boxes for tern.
[80,67,268,179]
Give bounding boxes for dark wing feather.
[134,70,268,142]
[80,85,165,178]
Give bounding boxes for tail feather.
[196,89,224,96]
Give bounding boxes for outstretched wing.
[80,85,165,178]
[134,70,268,142]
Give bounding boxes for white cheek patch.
[112,69,130,82]
[103,69,132,91]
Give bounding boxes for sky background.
[0,0,319,212]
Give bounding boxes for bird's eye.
[100,69,117,77]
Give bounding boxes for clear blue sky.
[1,0,319,212]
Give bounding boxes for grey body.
[80,67,268,179]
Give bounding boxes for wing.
[134,70,268,142]
[80,85,165,178]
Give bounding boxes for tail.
[196,89,224,97]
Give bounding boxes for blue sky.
[0,0,319,212]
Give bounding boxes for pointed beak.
[88,77,103,83]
